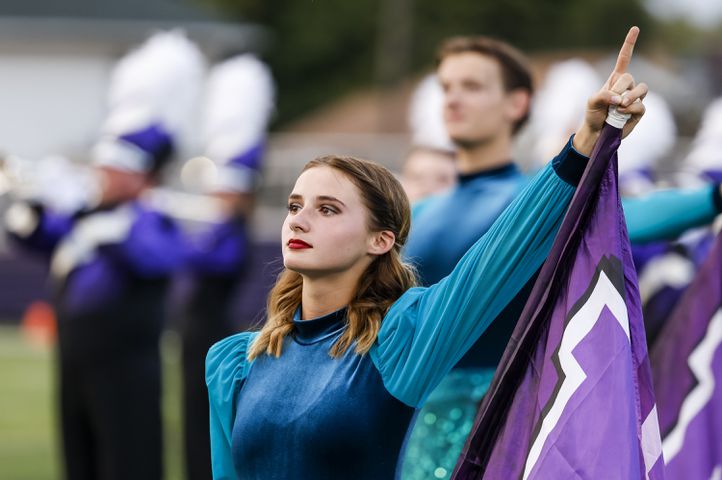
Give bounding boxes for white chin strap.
[92,137,153,173]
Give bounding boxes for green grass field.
[0,325,184,480]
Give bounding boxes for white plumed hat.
[408,74,455,153]
[202,54,275,193]
[93,30,205,174]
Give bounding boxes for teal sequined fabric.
[400,369,495,480]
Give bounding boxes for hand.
[573,26,648,156]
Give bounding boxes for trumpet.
[0,153,228,224]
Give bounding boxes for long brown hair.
[248,155,417,360]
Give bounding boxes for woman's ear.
[368,230,396,256]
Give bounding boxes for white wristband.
[606,92,632,129]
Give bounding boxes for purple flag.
[651,231,722,479]
[453,123,664,479]
[635,233,714,347]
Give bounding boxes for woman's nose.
[289,211,309,232]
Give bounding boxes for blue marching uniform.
[401,159,529,479]
[205,143,589,480]
[402,153,722,478]
[405,163,527,286]
[7,200,186,480]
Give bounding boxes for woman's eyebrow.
[317,195,346,207]
[288,193,347,207]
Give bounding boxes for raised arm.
[371,141,585,407]
[623,184,722,243]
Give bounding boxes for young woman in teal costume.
[205,27,646,480]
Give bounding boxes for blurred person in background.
[682,96,722,183]
[177,54,274,480]
[3,31,203,480]
[401,148,456,204]
[404,36,532,286]
[401,35,534,480]
[400,74,457,204]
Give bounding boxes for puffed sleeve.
[370,139,588,408]
[206,331,258,480]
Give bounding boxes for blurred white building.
[0,0,266,159]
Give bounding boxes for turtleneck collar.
[457,162,518,184]
[292,306,348,344]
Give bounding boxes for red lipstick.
[288,239,312,249]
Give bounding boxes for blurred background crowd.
[2,0,722,478]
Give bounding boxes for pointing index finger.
[613,26,639,76]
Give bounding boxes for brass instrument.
[0,154,226,224]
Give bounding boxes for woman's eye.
[319,206,336,215]
[287,203,301,213]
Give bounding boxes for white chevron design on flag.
[641,405,663,479]
[711,465,722,480]
[523,271,630,479]
[662,309,722,464]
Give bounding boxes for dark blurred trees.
[202,0,654,126]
